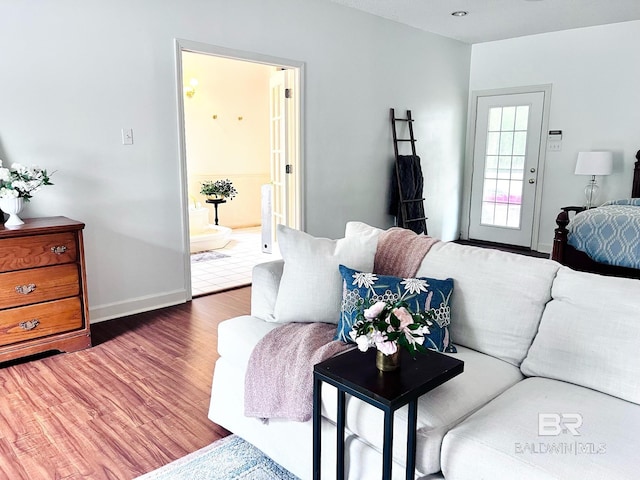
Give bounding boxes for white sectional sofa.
[208,224,640,480]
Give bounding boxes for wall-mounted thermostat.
[547,130,562,152]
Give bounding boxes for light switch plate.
[547,141,561,152]
[122,128,134,145]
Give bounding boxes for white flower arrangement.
[349,299,433,357]
[0,160,53,201]
[200,179,238,200]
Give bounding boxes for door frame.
[174,39,305,299]
[460,84,552,250]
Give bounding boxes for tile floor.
[190,226,281,297]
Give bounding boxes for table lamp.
[574,151,613,208]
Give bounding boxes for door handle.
[528,179,535,184]
[530,167,536,173]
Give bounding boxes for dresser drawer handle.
[19,319,40,331]
[51,245,68,255]
[15,283,36,295]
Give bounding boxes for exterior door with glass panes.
[469,92,544,247]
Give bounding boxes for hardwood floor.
[454,239,550,258]
[0,287,250,480]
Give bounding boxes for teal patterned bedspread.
[567,199,640,269]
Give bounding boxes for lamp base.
[584,177,600,209]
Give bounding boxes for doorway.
[463,86,551,249]
[175,40,304,298]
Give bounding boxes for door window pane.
[481,202,495,224]
[513,132,527,156]
[485,156,498,179]
[480,104,530,229]
[494,203,508,226]
[488,108,502,131]
[486,132,500,155]
[499,132,514,155]
[483,179,497,202]
[500,107,516,131]
[509,180,523,205]
[515,106,529,130]
[512,156,525,180]
[485,155,499,169]
[496,179,510,203]
[507,205,521,228]
[498,156,512,179]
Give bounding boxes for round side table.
[205,198,227,225]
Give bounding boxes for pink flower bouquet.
[348,299,434,357]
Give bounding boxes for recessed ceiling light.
[451,11,468,17]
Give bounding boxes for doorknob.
[530,167,536,173]
[529,179,535,184]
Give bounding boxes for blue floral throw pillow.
[335,265,456,353]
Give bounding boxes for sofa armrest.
[251,260,284,321]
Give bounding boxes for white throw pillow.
[416,241,560,366]
[344,220,384,239]
[273,224,378,324]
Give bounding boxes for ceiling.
[324,0,640,44]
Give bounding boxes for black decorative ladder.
[390,108,428,234]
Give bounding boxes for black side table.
[313,348,464,480]
[205,198,226,225]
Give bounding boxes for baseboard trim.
[89,289,188,323]
[537,243,552,254]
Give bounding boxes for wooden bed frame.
[551,150,640,279]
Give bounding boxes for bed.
[552,150,640,279]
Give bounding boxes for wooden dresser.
[0,216,91,363]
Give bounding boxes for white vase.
[0,197,25,227]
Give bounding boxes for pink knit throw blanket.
[244,322,351,422]
[244,227,437,422]
[373,227,440,277]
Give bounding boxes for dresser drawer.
[0,264,80,309]
[0,297,83,346]
[0,233,77,273]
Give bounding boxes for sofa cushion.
[521,267,640,404]
[217,315,281,368]
[210,357,431,480]
[273,225,379,324]
[250,260,284,322]
[416,241,560,366]
[321,345,523,475]
[441,377,640,480]
[334,264,456,353]
[217,317,520,476]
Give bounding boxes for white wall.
[470,20,640,252]
[183,53,271,229]
[0,0,470,321]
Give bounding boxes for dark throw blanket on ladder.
[389,155,425,234]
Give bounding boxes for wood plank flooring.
[0,288,250,480]
[454,239,550,258]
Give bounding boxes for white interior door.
[468,92,545,247]
[269,69,288,237]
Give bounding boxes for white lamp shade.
[574,151,613,176]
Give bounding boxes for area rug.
[191,250,230,263]
[135,435,299,480]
